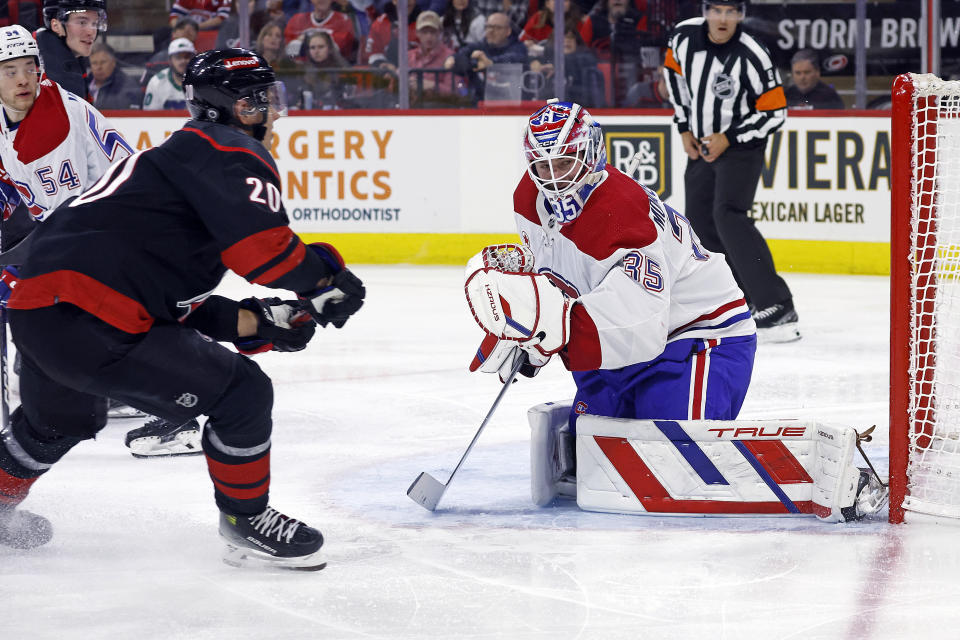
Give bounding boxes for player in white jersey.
[0,26,198,455]
[465,100,757,497]
[0,25,131,222]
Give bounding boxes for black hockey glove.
[298,268,366,328]
[234,297,316,355]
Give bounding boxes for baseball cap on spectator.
[415,11,441,31]
[169,37,196,57]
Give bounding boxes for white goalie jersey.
[0,77,133,222]
[511,165,755,371]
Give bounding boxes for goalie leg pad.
[528,400,576,506]
[572,416,883,521]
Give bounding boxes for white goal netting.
[904,74,960,519]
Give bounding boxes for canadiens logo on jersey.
[223,57,259,70]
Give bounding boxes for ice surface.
[2,268,957,640]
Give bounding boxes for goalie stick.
[407,354,526,511]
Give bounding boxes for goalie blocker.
[529,402,888,522]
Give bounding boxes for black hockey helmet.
[702,1,745,14]
[184,48,287,140]
[43,0,107,30]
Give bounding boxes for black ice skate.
[753,300,801,343]
[219,507,326,571]
[107,398,148,420]
[0,507,52,549]
[124,417,202,458]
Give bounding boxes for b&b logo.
[603,125,672,200]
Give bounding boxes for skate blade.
[756,323,801,344]
[128,431,202,458]
[108,408,149,420]
[222,542,327,571]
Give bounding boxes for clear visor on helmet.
[61,9,108,32]
[239,81,288,117]
[525,137,593,197]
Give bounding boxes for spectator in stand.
[587,0,655,61]
[333,0,372,46]
[284,0,356,61]
[169,0,231,31]
[265,0,291,25]
[150,17,199,65]
[785,49,844,110]
[529,27,602,107]
[445,11,526,100]
[442,0,485,50]
[143,37,195,110]
[216,0,261,48]
[255,20,287,65]
[289,29,349,109]
[88,42,139,109]
[362,0,418,68]
[519,0,591,55]
[473,0,526,34]
[37,0,108,99]
[408,11,457,95]
[625,62,670,108]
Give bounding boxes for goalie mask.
[523,100,606,224]
[183,48,287,142]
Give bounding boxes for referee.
[663,1,799,343]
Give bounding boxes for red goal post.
[890,72,960,524]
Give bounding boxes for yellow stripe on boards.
[299,233,892,275]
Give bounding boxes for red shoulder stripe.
[8,270,154,334]
[181,127,280,181]
[12,81,70,165]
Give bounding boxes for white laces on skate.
[248,507,301,543]
[753,304,783,321]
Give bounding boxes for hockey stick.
[625,150,643,181]
[407,354,526,511]
[0,306,7,431]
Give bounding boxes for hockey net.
[890,73,960,523]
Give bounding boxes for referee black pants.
[684,143,792,309]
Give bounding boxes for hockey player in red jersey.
[0,49,365,569]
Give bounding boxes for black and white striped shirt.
[663,18,786,147]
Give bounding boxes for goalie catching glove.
[464,243,535,278]
[298,243,366,328]
[234,297,316,355]
[465,268,573,357]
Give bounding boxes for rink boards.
[104,109,892,274]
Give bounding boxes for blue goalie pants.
[569,335,757,431]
